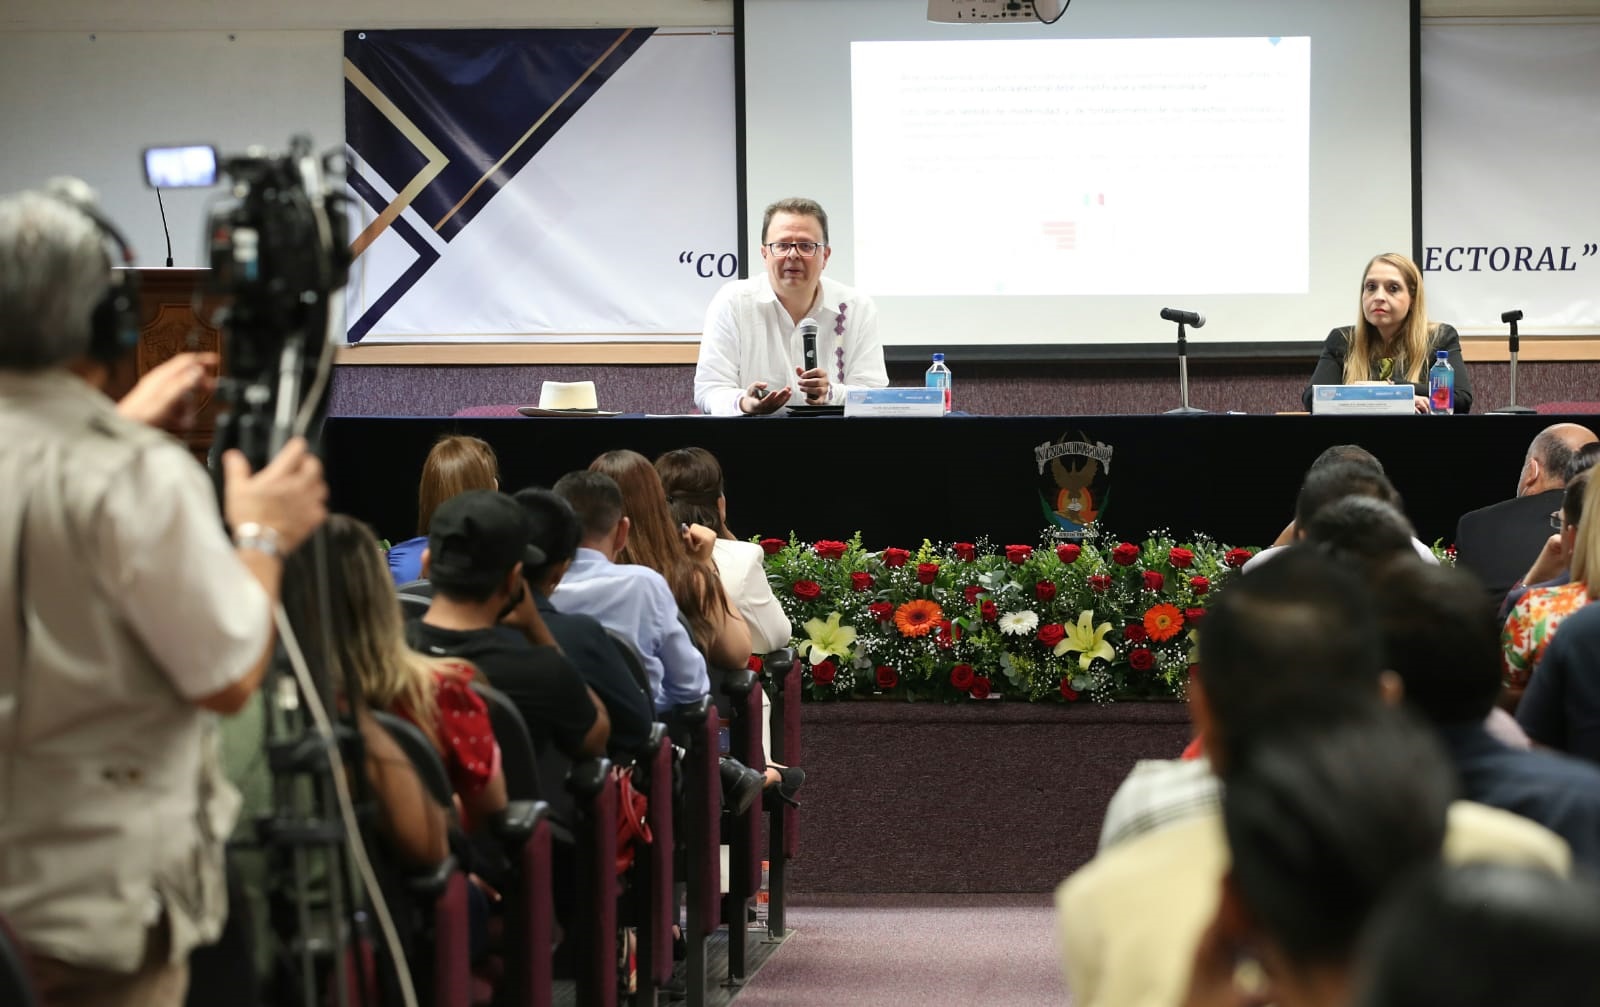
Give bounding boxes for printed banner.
[1421,22,1600,334]
[342,28,736,342]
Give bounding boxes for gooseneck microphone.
[799,318,819,372]
[1160,307,1205,329]
[1488,308,1534,415]
[155,187,175,267]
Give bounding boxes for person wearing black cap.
[408,489,610,759]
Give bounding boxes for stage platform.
[786,700,1192,894]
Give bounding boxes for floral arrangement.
[760,530,1257,704]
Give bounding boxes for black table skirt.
[322,413,1574,551]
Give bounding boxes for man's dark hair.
[1370,560,1502,725]
[552,470,624,540]
[1310,444,1385,476]
[1303,496,1420,573]
[515,487,581,582]
[1197,547,1385,771]
[1295,460,1402,529]
[1354,863,1600,1007]
[761,196,829,245]
[1565,442,1600,483]
[1564,470,1591,528]
[1224,702,1453,970]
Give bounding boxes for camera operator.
[0,185,327,1007]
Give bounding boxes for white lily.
[1054,610,1115,670]
[797,611,857,664]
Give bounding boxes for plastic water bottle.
[925,353,952,414]
[1428,351,1454,415]
[754,860,770,928]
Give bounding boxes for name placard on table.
[844,387,948,417]
[1309,385,1415,416]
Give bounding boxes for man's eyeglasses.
[765,241,825,258]
[1551,510,1565,531]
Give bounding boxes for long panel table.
[323,413,1575,551]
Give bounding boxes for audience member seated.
[515,486,656,761]
[1181,701,1453,1007]
[1502,470,1597,708]
[1055,549,1570,1007]
[1501,442,1600,619]
[406,490,609,762]
[1515,592,1600,765]
[309,514,512,833]
[655,446,794,654]
[388,434,500,585]
[590,449,753,671]
[1352,862,1600,1007]
[1244,451,1433,573]
[550,470,765,814]
[1371,560,1600,873]
[1455,423,1598,600]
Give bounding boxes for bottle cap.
[932,353,945,362]
[1436,350,1448,359]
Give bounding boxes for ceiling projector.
[928,0,1064,23]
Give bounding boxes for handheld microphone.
[1501,309,1524,323]
[1160,307,1205,329]
[799,318,819,372]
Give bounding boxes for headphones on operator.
[46,186,142,364]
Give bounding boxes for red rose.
[850,571,873,592]
[980,600,998,622]
[1112,542,1141,566]
[917,562,940,585]
[1035,580,1058,602]
[1056,543,1081,564]
[810,659,836,686]
[953,542,977,562]
[1445,544,1458,558]
[950,663,976,689]
[1128,647,1155,671]
[760,537,786,555]
[1224,547,1253,569]
[868,601,895,622]
[963,584,984,605]
[1088,574,1112,593]
[1060,677,1079,701]
[1038,623,1066,647]
[1190,575,1210,596]
[792,580,821,600]
[936,619,960,649]
[1142,571,1165,591]
[883,547,911,568]
[970,676,992,700]
[1005,544,1034,565]
[1168,547,1195,569]
[814,540,848,560]
[747,655,764,673]
[1125,623,1148,643]
[876,665,898,689]
[1186,607,1207,626]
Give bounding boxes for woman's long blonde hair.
[1343,252,1436,387]
[284,514,472,744]
[1568,473,1600,596]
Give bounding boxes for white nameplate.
[1310,384,1415,415]
[844,387,948,417]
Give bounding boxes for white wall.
[0,0,731,266]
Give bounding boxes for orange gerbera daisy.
[894,599,945,638]
[1143,603,1185,643]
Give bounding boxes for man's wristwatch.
[233,521,283,559]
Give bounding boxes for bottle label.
[1429,375,1453,413]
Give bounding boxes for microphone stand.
[1165,321,1206,415]
[1488,312,1535,414]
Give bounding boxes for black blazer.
[1301,323,1473,413]
[1453,487,1564,600]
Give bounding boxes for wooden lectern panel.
[131,268,222,459]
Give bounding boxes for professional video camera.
[143,136,350,469]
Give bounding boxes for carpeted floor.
[732,893,1070,1006]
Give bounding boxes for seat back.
[474,683,541,803]
[602,627,653,697]
[396,578,435,623]
[566,760,619,1007]
[0,913,38,1007]
[372,710,452,807]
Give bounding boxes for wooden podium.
[128,267,222,459]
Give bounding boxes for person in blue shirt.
[388,434,499,584]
